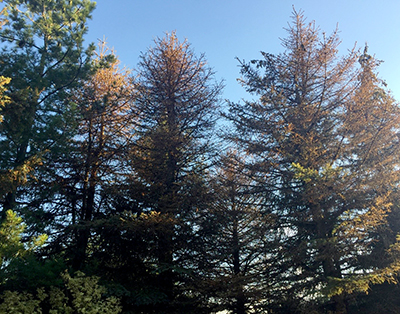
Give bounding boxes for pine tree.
[0,0,95,220]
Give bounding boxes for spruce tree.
[226,10,400,313]
[197,151,276,314]
[124,32,223,312]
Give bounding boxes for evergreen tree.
[225,10,400,313]
[49,42,137,271]
[116,32,223,312]
[197,151,276,314]
[0,0,95,222]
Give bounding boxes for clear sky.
[85,0,400,103]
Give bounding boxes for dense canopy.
[0,2,399,313]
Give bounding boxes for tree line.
[0,1,400,313]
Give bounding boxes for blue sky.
[85,1,400,103]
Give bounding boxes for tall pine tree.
[0,0,95,225]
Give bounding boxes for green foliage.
[0,289,44,313]
[0,0,96,105]
[0,209,59,293]
[0,0,96,215]
[0,272,122,314]
[0,76,11,123]
[0,209,25,267]
[0,210,47,268]
[291,162,344,184]
[49,271,122,314]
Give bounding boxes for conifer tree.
[197,151,276,314]
[226,10,400,313]
[0,0,96,219]
[124,32,223,312]
[46,41,137,270]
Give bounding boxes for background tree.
[225,10,400,313]
[196,151,277,314]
